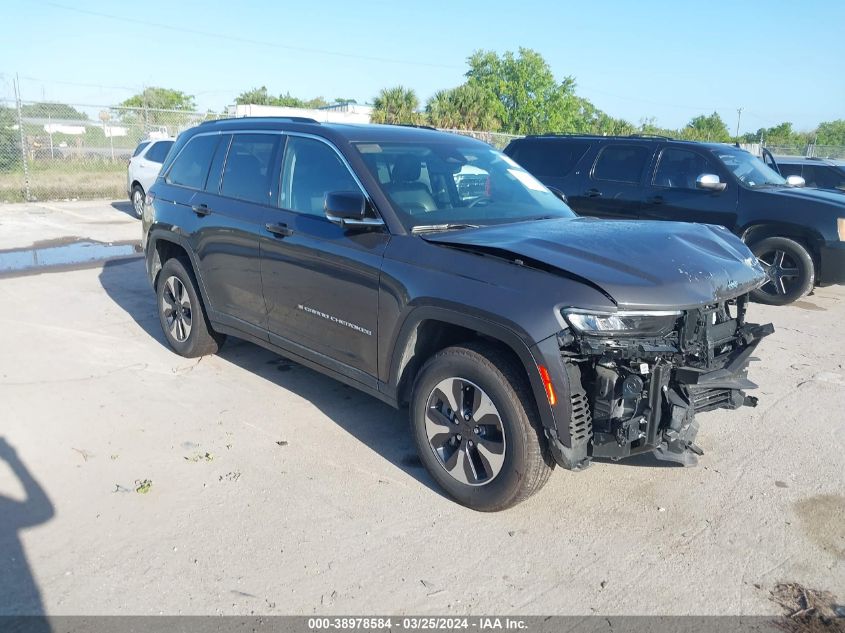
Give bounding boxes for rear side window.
[220,134,280,205]
[592,144,651,184]
[132,142,150,158]
[802,165,845,190]
[280,136,359,216]
[507,140,590,179]
[144,140,174,164]
[166,135,220,190]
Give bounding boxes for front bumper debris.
[554,294,773,467]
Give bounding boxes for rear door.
[570,143,653,218]
[639,145,739,229]
[187,132,282,336]
[136,140,174,191]
[259,134,388,383]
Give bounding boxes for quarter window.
[508,140,590,179]
[280,136,360,216]
[166,135,220,190]
[592,145,651,184]
[220,134,280,205]
[132,142,150,158]
[653,148,715,189]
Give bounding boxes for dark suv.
[142,118,772,511]
[504,135,845,305]
[769,155,845,193]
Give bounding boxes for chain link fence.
[0,100,225,202]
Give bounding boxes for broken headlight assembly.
[562,309,681,338]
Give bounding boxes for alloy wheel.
[424,377,506,486]
[161,276,192,342]
[132,189,144,217]
[757,249,801,297]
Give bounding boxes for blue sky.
[1,0,842,133]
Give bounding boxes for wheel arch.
[146,231,214,312]
[387,306,556,433]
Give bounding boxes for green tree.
[120,87,196,112]
[371,86,420,125]
[20,102,88,121]
[680,112,731,142]
[425,83,501,131]
[816,119,845,146]
[464,48,581,135]
[235,86,275,105]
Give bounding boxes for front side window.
[592,145,651,184]
[280,136,359,216]
[220,134,280,205]
[354,141,574,229]
[653,148,715,189]
[144,140,174,164]
[166,135,220,190]
[711,147,786,188]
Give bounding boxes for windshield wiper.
[411,223,479,234]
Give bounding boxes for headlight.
[838,217,845,241]
[563,309,681,337]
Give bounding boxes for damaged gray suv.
[142,118,773,511]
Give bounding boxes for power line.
[39,1,463,71]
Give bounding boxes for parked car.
[127,138,174,217]
[504,135,845,305]
[142,119,772,511]
[766,154,845,193]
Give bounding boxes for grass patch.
[0,160,128,202]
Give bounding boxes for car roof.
[193,117,488,146]
[511,134,736,151]
[773,155,845,166]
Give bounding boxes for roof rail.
[385,123,438,131]
[200,116,320,125]
[626,133,672,140]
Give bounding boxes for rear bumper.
[818,240,845,286]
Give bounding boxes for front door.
[639,146,739,230]
[259,134,388,384]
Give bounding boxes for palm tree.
[371,86,420,125]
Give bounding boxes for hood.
[423,218,767,311]
[762,185,845,208]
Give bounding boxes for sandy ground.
[0,201,842,616]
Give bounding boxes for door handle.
[265,222,293,238]
[647,195,664,205]
[584,188,602,198]
[191,203,211,216]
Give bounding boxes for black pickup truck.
[142,119,772,510]
[505,135,845,306]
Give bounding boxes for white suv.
[127,139,174,217]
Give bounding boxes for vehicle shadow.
[97,259,446,499]
[592,453,685,468]
[109,201,138,219]
[0,437,54,630]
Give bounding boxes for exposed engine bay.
[558,295,774,466]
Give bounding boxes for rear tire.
[749,237,814,305]
[156,258,225,357]
[131,184,145,218]
[410,342,554,511]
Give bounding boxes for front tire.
[749,237,814,305]
[131,184,145,218]
[410,342,553,511]
[156,258,225,357]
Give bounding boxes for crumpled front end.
[554,294,773,467]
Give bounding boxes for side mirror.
[547,186,568,204]
[696,173,727,192]
[325,191,384,229]
[785,175,806,188]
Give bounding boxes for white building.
[227,102,373,124]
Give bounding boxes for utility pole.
[735,107,743,141]
[14,74,31,202]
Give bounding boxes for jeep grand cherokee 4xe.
[142,118,773,511]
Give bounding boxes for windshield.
[711,147,787,188]
[354,141,575,229]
